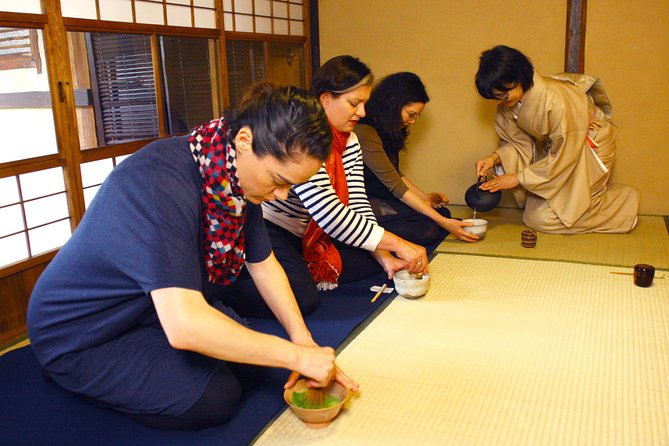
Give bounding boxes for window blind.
[160,36,214,134]
[88,33,159,145]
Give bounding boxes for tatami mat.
[438,207,669,270]
[254,253,669,445]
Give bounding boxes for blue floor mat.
[0,272,394,446]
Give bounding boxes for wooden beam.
[309,0,319,77]
[565,0,587,73]
[42,0,86,229]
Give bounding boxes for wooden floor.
[0,336,29,356]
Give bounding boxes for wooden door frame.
[565,0,587,73]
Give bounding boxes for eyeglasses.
[493,83,518,102]
[403,106,422,121]
[494,90,512,102]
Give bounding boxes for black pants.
[370,196,452,246]
[126,363,260,430]
[217,221,383,318]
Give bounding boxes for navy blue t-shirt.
[27,136,271,368]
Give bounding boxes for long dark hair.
[232,82,332,163]
[475,45,534,99]
[360,72,429,158]
[311,55,373,98]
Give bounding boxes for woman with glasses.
[230,56,428,313]
[474,45,639,233]
[27,83,359,430]
[356,72,478,245]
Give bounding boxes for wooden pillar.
[565,0,587,73]
[309,0,319,79]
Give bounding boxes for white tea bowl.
[393,270,430,299]
[462,218,488,239]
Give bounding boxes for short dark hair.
[232,82,332,163]
[311,55,373,98]
[475,45,534,99]
[360,72,429,156]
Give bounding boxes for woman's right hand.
[442,218,479,243]
[476,153,499,178]
[286,344,337,389]
[394,238,428,275]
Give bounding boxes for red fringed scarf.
[302,126,350,290]
[188,117,247,284]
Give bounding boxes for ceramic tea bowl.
[463,218,488,239]
[284,379,350,429]
[393,270,430,299]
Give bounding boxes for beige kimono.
[494,72,639,234]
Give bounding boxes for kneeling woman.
[27,84,358,430]
[474,45,639,233]
[357,72,478,244]
[233,56,428,314]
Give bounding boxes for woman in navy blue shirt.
[27,84,359,430]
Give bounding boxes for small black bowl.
[464,177,502,212]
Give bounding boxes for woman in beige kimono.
[474,45,639,234]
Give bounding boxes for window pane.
[273,18,288,35]
[29,220,72,256]
[61,0,97,19]
[0,176,19,207]
[19,167,65,201]
[167,5,192,27]
[0,28,57,163]
[135,1,165,25]
[235,0,253,14]
[88,33,159,145]
[289,3,303,19]
[255,0,271,16]
[256,17,272,33]
[0,204,24,237]
[273,1,288,18]
[67,32,99,150]
[226,40,265,110]
[266,42,304,87]
[224,13,234,30]
[235,14,254,32]
[84,185,101,209]
[290,20,303,36]
[194,8,217,29]
[0,233,29,268]
[24,193,69,228]
[99,0,133,23]
[81,158,114,188]
[161,36,215,134]
[116,154,131,164]
[0,1,42,14]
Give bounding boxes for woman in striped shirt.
[230,56,428,317]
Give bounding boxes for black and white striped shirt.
[262,133,384,251]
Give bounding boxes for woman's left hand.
[428,192,449,208]
[442,218,479,243]
[285,365,360,393]
[480,173,519,192]
[332,366,359,392]
[374,250,409,279]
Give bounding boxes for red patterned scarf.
[302,126,350,290]
[188,117,246,284]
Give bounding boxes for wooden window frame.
[0,1,312,279]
